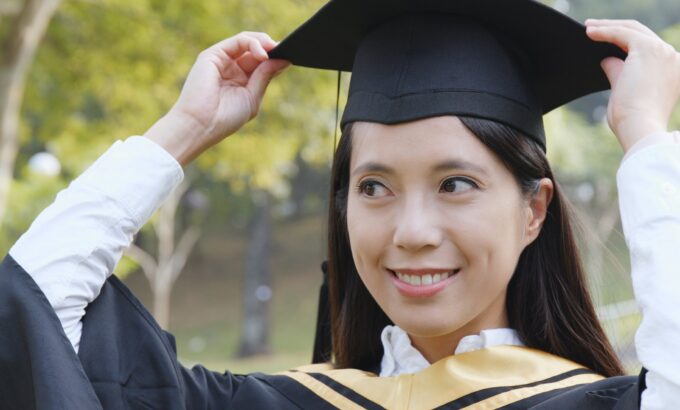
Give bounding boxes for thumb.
[600,57,625,87]
[247,59,291,104]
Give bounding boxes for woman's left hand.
[586,19,680,152]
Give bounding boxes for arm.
[7,31,289,352]
[586,19,680,409]
[617,132,680,409]
[9,137,183,352]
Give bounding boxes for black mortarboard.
[269,0,626,148]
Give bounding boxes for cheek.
[451,197,526,281]
[346,197,387,275]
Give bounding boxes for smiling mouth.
[388,269,461,287]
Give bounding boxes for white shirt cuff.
[72,136,184,225]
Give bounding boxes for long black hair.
[326,117,624,377]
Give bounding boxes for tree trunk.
[585,178,621,278]
[153,270,173,330]
[125,180,199,330]
[149,181,196,329]
[237,191,272,358]
[0,0,62,227]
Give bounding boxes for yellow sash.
[279,345,603,409]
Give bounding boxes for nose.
[392,197,444,252]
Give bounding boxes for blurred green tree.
[13,0,334,355]
[663,23,680,129]
[0,0,62,228]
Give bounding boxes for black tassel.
[333,70,341,149]
[311,72,342,364]
[312,261,332,363]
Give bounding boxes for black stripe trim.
[296,371,386,410]
[497,384,590,409]
[258,374,338,409]
[434,368,597,409]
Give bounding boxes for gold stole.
[279,345,603,409]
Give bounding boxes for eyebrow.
[351,162,395,178]
[433,160,489,176]
[351,159,489,178]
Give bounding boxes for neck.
[408,307,509,364]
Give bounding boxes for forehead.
[349,116,502,173]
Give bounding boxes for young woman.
[1,1,679,408]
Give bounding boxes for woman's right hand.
[145,32,290,166]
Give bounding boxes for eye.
[357,180,391,198]
[439,177,478,194]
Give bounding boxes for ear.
[523,178,554,247]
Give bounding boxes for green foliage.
[22,0,335,184]
[0,172,66,253]
[567,0,680,29]
[4,0,336,255]
[539,0,680,30]
[662,24,680,130]
[114,255,139,280]
[545,108,621,180]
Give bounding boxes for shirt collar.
[379,325,524,377]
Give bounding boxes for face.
[346,116,548,358]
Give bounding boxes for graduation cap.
[269,0,626,363]
[269,0,627,149]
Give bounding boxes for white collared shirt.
[380,325,523,377]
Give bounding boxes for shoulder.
[525,371,644,410]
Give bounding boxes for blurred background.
[1,0,679,374]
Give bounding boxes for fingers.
[599,56,625,87]
[246,59,291,111]
[586,21,679,60]
[586,24,640,53]
[236,52,263,74]
[240,31,277,50]
[200,31,281,81]
[585,19,658,39]
[213,32,277,61]
[224,35,267,60]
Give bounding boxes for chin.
[389,309,470,339]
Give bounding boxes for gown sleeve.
[0,255,306,410]
[1,137,307,409]
[8,136,183,352]
[617,131,680,409]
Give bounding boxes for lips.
[387,268,461,297]
[393,271,455,286]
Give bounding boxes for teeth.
[395,271,454,286]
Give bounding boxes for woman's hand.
[145,32,290,165]
[586,19,680,152]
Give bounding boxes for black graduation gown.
[0,255,647,409]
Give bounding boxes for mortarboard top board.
[269,0,627,149]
